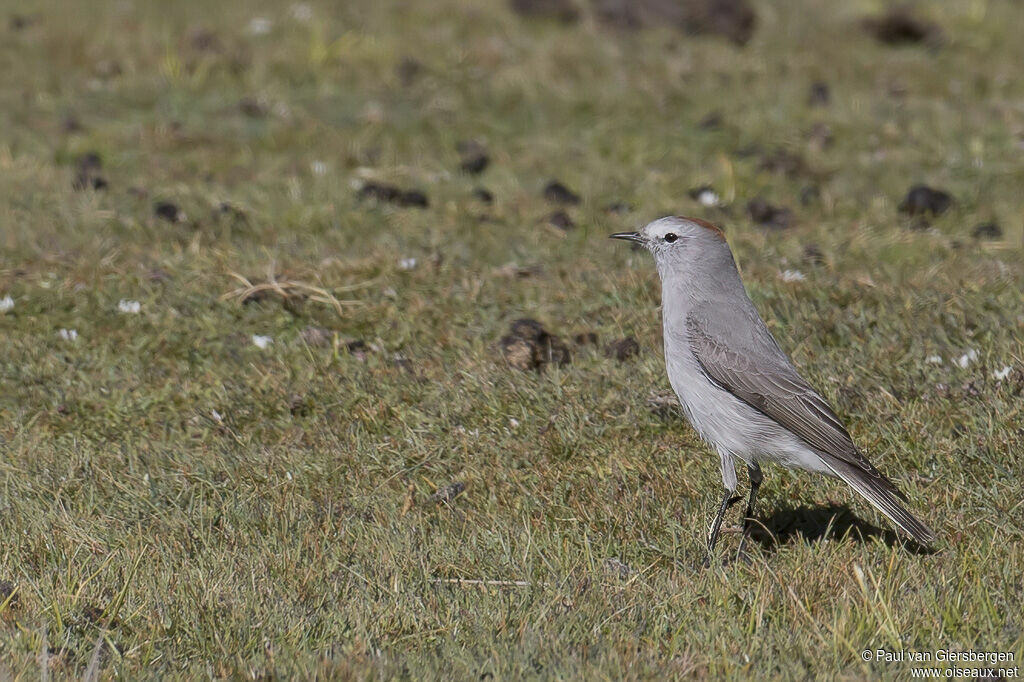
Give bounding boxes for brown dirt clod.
[499,318,571,370]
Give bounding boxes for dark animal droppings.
[460,153,489,174]
[746,198,793,229]
[573,332,599,345]
[81,604,105,625]
[864,7,941,46]
[0,580,17,607]
[543,180,580,205]
[72,152,107,190]
[238,96,268,118]
[499,318,571,370]
[398,190,429,208]
[289,394,313,417]
[358,182,401,203]
[9,14,34,31]
[77,152,102,172]
[605,337,640,361]
[972,223,1002,240]
[457,141,490,174]
[899,185,953,217]
[808,81,830,106]
[62,115,84,133]
[357,182,429,209]
[187,28,221,52]
[154,201,185,223]
[396,57,423,86]
[699,111,723,129]
[547,210,575,231]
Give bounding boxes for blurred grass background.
[0,0,1022,678]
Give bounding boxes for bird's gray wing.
[686,307,906,499]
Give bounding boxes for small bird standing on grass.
[611,216,935,562]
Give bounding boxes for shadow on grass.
[750,504,935,555]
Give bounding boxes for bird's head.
[610,216,729,275]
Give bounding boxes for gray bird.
[611,216,935,561]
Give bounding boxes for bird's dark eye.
[664,233,678,243]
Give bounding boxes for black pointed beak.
[609,231,643,244]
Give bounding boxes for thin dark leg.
[705,490,740,565]
[737,464,763,558]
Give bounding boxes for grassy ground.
[1,0,1023,678]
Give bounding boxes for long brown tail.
[827,461,936,545]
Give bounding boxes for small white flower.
[697,189,721,207]
[58,328,78,341]
[286,471,293,481]
[0,295,13,312]
[289,3,312,21]
[252,334,273,349]
[994,366,1013,381]
[509,418,520,429]
[398,258,418,271]
[926,355,943,365]
[118,299,141,314]
[247,17,272,35]
[781,269,806,282]
[310,161,328,176]
[211,409,224,423]
[955,349,978,368]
